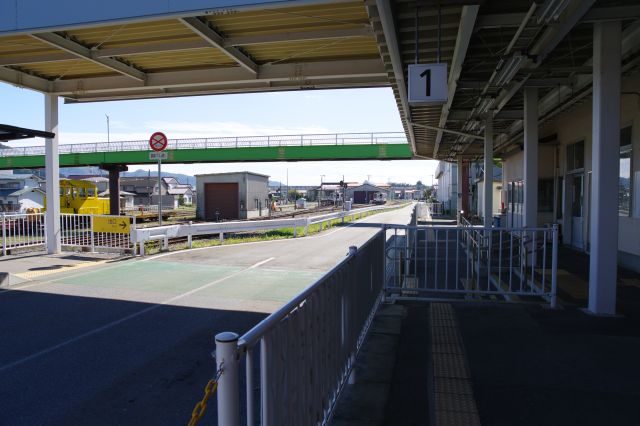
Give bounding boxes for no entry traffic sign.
[149,131,168,152]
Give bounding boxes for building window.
[538,179,554,213]
[567,140,585,172]
[619,126,632,216]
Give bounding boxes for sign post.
[149,132,168,226]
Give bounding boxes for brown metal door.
[204,183,239,220]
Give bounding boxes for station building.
[195,172,269,221]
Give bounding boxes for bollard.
[216,332,240,426]
[293,226,297,238]
[348,245,357,256]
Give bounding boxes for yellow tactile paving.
[15,259,110,280]
[430,303,481,426]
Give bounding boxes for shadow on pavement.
[0,289,266,426]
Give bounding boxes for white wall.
[501,73,640,271]
[19,191,44,212]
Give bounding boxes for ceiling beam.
[30,32,146,81]
[0,52,77,66]
[93,27,374,58]
[225,27,373,46]
[0,66,52,92]
[63,77,389,103]
[179,17,258,74]
[374,0,417,155]
[51,59,387,95]
[433,5,479,157]
[449,109,524,121]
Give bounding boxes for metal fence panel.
[1,213,46,254]
[384,224,558,306]
[215,231,385,425]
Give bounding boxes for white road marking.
[0,257,274,373]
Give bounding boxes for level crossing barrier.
[0,132,407,158]
[134,204,395,255]
[214,232,385,426]
[384,224,558,307]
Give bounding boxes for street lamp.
[105,114,110,142]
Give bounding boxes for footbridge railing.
[0,132,407,157]
[214,231,385,426]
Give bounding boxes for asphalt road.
[0,204,413,425]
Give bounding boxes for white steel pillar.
[483,118,493,228]
[588,21,621,315]
[524,88,539,228]
[456,157,463,224]
[45,94,61,254]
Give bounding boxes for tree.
[288,189,302,200]
[416,180,424,189]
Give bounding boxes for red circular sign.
[149,132,168,152]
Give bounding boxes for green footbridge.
[0,132,412,169]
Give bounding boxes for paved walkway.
[0,205,414,425]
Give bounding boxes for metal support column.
[589,21,621,315]
[524,88,539,228]
[101,164,128,216]
[483,118,493,228]
[44,94,61,254]
[456,157,463,224]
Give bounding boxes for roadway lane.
[0,204,413,425]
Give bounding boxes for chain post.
[216,332,240,426]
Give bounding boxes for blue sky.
[1,83,437,185]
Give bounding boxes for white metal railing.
[0,132,407,157]
[135,204,393,255]
[60,214,135,253]
[1,213,45,254]
[214,231,385,426]
[416,202,443,218]
[384,224,558,307]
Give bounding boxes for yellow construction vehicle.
[44,179,110,214]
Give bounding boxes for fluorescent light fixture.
[494,53,525,87]
[476,97,494,115]
[537,0,570,24]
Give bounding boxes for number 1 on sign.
[420,69,431,97]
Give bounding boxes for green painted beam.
[0,144,413,169]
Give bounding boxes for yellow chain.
[188,378,218,426]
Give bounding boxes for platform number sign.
[408,63,448,105]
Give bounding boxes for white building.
[0,173,45,212]
[435,161,458,214]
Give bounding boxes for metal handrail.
[239,230,380,349]
[0,131,408,157]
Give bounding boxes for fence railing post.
[2,213,6,256]
[90,214,95,253]
[215,332,240,426]
[550,224,558,309]
[132,215,138,256]
[187,221,193,248]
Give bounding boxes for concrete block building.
[196,172,270,221]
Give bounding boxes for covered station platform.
[1,0,640,425]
